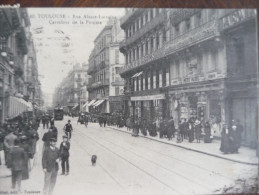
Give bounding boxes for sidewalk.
[107,125,258,166]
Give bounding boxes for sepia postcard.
[0,7,258,195]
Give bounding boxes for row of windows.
[173,10,216,38]
[127,69,170,91]
[96,35,112,51]
[93,69,106,82]
[125,30,168,64]
[125,9,163,39]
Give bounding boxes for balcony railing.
[165,20,219,56]
[120,43,167,75]
[120,13,166,49]
[88,78,110,89]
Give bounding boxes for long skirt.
[188,130,194,142]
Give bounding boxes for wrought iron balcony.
[120,13,166,50]
[165,20,220,56]
[87,78,110,89]
[120,44,167,75]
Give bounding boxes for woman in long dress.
[204,121,212,143]
[188,120,194,143]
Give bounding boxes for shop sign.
[221,9,256,30]
[131,94,165,101]
[183,76,199,83]
[171,79,180,85]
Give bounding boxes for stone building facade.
[0,8,41,122]
[87,18,125,114]
[119,8,257,147]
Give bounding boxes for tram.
[54,107,64,120]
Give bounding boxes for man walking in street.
[42,128,55,152]
[42,138,60,195]
[60,135,70,175]
[63,120,73,140]
[10,139,26,192]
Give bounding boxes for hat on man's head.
[62,135,68,138]
[50,138,57,142]
[68,120,71,122]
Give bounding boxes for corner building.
[120,9,257,147]
[120,8,171,122]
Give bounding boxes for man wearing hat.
[42,128,55,152]
[59,135,70,175]
[9,138,26,192]
[42,138,60,195]
[63,120,73,140]
[4,127,17,168]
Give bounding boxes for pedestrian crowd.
[95,113,244,155]
[0,115,40,192]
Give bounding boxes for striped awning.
[72,104,79,110]
[87,100,96,106]
[82,101,89,108]
[132,71,143,78]
[8,96,33,119]
[92,100,102,106]
[94,100,105,107]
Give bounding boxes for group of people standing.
[220,120,243,154]
[0,116,40,192]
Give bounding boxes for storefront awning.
[94,100,105,107]
[92,100,102,106]
[82,101,89,108]
[72,104,79,110]
[132,71,143,78]
[87,100,96,106]
[8,96,32,119]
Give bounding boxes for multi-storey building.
[120,8,170,122]
[87,18,125,114]
[0,8,40,122]
[53,63,89,113]
[119,8,257,147]
[24,31,42,110]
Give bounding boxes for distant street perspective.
[0,7,258,195]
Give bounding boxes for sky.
[28,8,125,106]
